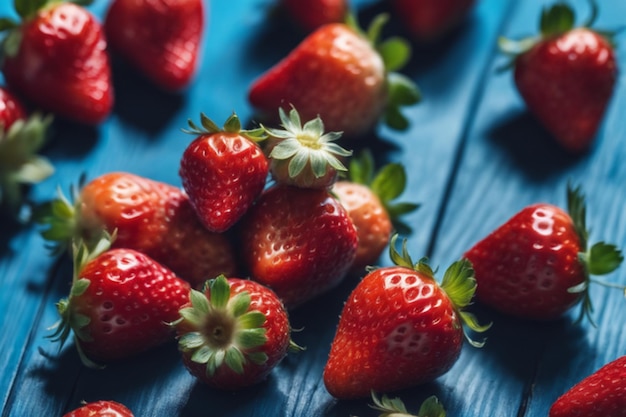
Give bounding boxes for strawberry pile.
[1,0,624,416]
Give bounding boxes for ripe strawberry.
[64,400,134,417]
[248,14,420,138]
[332,150,419,274]
[179,112,268,233]
[391,0,476,42]
[498,2,618,153]
[549,355,626,417]
[36,171,238,288]
[0,1,113,125]
[0,87,53,215]
[104,0,204,91]
[49,233,191,366]
[282,0,348,33]
[173,275,298,390]
[323,235,490,399]
[263,106,352,189]
[239,184,358,308]
[464,184,623,322]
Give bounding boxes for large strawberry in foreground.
[36,172,238,288]
[464,184,623,322]
[0,0,113,125]
[49,233,190,367]
[104,0,204,91]
[239,184,358,308]
[499,2,618,153]
[249,14,420,138]
[179,112,268,233]
[323,235,490,399]
[549,355,626,417]
[173,275,298,390]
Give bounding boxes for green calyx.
[565,183,624,325]
[388,234,491,347]
[182,112,267,143]
[264,106,352,184]
[47,232,115,369]
[347,150,419,234]
[368,391,446,417]
[175,275,270,377]
[345,13,421,131]
[0,113,54,216]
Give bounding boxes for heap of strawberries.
[1,0,624,416]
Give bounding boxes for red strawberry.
[332,150,419,274]
[464,184,623,322]
[391,0,476,42]
[49,233,191,366]
[263,106,352,189]
[104,0,204,91]
[173,275,298,389]
[282,0,348,33]
[0,1,113,125]
[549,355,626,417]
[499,2,618,153]
[323,235,490,399]
[239,184,358,308]
[248,15,420,138]
[0,88,53,215]
[179,112,269,232]
[36,171,238,288]
[64,400,134,417]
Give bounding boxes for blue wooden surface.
[1,0,625,416]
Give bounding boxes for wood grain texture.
[0,0,624,416]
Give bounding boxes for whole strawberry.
[239,184,358,308]
[392,0,476,42]
[179,112,268,233]
[248,14,420,138]
[323,235,490,399]
[549,355,626,417]
[36,172,238,288]
[64,400,134,417]
[332,150,419,274]
[173,275,297,390]
[263,106,352,189]
[0,0,113,125]
[464,184,623,322]
[104,0,204,91]
[49,233,191,366]
[499,2,618,153]
[282,0,348,33]
[0,88,53,216]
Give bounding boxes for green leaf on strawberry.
[368,391,446,417]
[183,111,266,144]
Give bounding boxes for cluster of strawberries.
[1,0,625,416]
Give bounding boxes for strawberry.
[368,391,446,417]
[323,235,490,399]
[64,400,134,417]
[281,0,348,33]
[332,150,419,274]
[263,106,352,189]
[239,184,358,308]
[0,87,53,216]
[464,184,623,322]
[104,0,204,91]
[391,0,476,42]
[248,14,421,138]
[36,171,238,289]
[0,0,113,125]
[179,112,269,233]
[49,233,191,367]
[549,355,626,417]
[498,2,618,153]
[173,275,298,390]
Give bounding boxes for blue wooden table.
[1,0,625,416]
